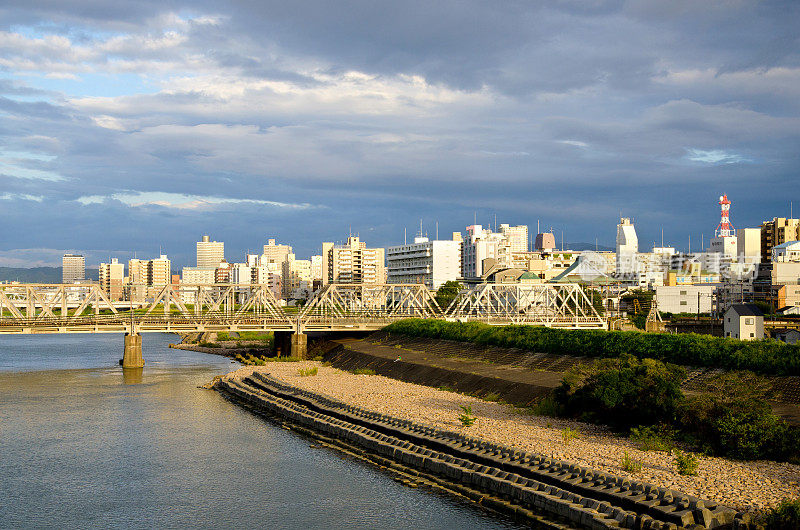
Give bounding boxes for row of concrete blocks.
[246,373,744,529]
[223,377,628,530]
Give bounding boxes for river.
[0,333,522,528]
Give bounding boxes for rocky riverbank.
[220,361,800,514]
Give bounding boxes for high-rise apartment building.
[499,224,529,253]
[282,254,312,297]
[322,236,385,285]
[196,235,224,268]
[98,258,124,300]
[760,218,800,263]
[387,236,462,289]
[262,239,293,265]
[737,228,762,258]
[461,225,509,278]
[62,254,85,283]
[128,256,170,286]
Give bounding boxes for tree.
[435,281,462,312]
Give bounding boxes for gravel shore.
[225,362,800,512]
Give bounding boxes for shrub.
[620,451,642,473]
[459,405,476,427]
[561,427,579,444]
[298,367,318,377]
[630,425,674,452]
[216,332,230,341]
[383,319,800,375]
[352,368,375,375]
[554,354,685,429]
[762,499,800,529]
[532,395,563,417]
[672,450,699,476]
[483,392,501,402]
[438,385,455,392]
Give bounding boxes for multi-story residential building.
[322,236,385,285]
[215,260,231,283]
[98,258,124,300]
[262,239,293,265]
[282,254,312,297]
[387,235,462,289]
[499,224,529,253]
[461,225,511,278]
[62,254,85,283]
[127,255,170,300]
[761,217,800,263]
[196,235,224,268]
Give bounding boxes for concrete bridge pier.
[122,333,144,368]
[291,333,307,359]
[273,331,308,359]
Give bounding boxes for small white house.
[723,304,764,341]
[772,241,800,262]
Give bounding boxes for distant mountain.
[566,243,615,252]
[0,267,99,283]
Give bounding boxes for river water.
[0,333,522,529]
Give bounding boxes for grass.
[620,451,643,473]
[298,367,318,377]
[438,385,456,392]
[352,368,376,375]
[459,405,476,427]
[532,396,562,417]
[483,392,501,402]
[672,450,699,476]
[561,427,579,444]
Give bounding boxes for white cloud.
[685,148,749,164]
[76,191,316,210]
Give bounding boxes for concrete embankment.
[216,367,749,529]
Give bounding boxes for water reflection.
[122,367,144,385]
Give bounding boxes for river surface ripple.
[0,333,522,529]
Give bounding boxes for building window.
[680,290,687,295]
[750,333,755,337]
[745,318,753,325]
[680,301,687,306]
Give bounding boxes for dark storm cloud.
[0,0,797,264]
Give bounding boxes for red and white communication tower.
[715,194,734,237]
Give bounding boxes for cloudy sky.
[1,1,797,267]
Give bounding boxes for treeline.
[384,319,800,375]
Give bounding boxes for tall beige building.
[499,224,529,253]
[128,256,171,286]
[282,253,313,297]
[262,239,293,265]
[99,258,125,300]
[761,218,800,263]
[196,235,224,268]
[62,254,85,283]
[322,236,385,285]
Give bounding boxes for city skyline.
[1,2,798,266]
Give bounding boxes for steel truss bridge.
[0,282,605,335]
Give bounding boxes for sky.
[0,1,798,268]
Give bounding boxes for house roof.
[773,241,800,249]
[727,303,764,317]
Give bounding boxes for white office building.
[615,217,639,277]
[387,236,462,289]
[196,235,224,268]
[62,254,85,283]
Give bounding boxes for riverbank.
[218,361,800,515]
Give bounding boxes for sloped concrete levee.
[216,371,751,530]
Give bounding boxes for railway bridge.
[0,282,605,367]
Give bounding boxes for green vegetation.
[199,342,221,348]
[554,354,685,429]
[483,392,501,402]
[438,385,456,392]
[458,405,476,427]
[620,451,642,473]
[551,358,800,462]
[531,396,563,417]
[384,319,800,375]
[762,499,800,529]
[561,427,579,444]
[234,354,302,365]
[297,367,318,377]
[672,450,699,476]
[352,368,376,375]
[434,281,461,312]
[629,425,675,452]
